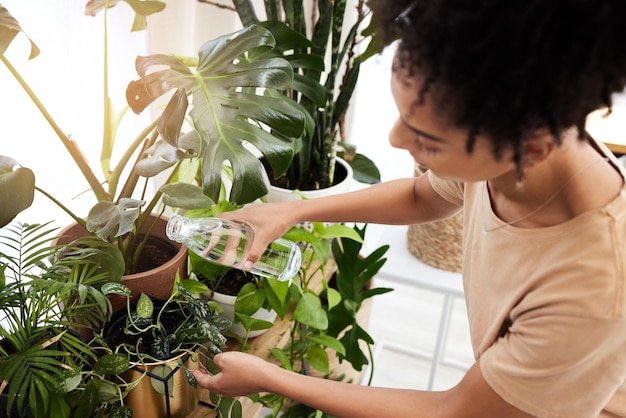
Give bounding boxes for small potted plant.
[95,278,231,418]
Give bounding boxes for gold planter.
[121,354,199,418]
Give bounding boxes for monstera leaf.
[127,24,306,205]
[0,156,35,228]
[0,6,39,58]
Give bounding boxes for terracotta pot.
[54,214,188,314]
[261,157,353,202]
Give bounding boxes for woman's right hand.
[193,351,278,397]
[218,201,298,268]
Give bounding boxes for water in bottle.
[166,215,301,281]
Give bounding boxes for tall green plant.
[203,0,381,190]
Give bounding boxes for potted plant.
[252,224,391,417]
[95,278,231,418]
[191,222,391,418]
[0,2,307,309]
[200,0,382,199]
[174,196,294,342]
[0,221,128,418]
[190,254,284,340]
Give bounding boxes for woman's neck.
[487,135,620,228]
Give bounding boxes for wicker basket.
[407,165,463,273]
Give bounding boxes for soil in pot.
[260,157,349,191]
[132,235,179,274]
[197,270,277,338]
[201,269,256,296]
[103,300,190,361]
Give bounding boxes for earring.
[515,172,527,191]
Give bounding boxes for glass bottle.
[166,215,300,281]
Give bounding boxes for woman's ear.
[521,130,556,167]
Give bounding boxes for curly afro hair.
[367,0,626,163]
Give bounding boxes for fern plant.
[0,222,123,418]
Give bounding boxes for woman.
[194,1,626,416]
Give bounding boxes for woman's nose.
[388,118,411,150]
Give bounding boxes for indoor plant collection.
[0,1,307,304]
[0,220,232,418]
[0,2,392,417]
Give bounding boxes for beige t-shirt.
[428,141,626,417]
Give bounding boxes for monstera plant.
[0,3,306,274]
[129,23,307,205]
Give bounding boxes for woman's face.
[389,69,516,183]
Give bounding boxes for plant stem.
[34,186,85,228]
[0,54,109,201]
[114,121,159,200]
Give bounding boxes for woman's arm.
[219,176,461,265]
[193,352,535,418]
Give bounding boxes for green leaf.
[160,182,214,209]
[136,293,154,319]
[71,379,100,417]
[269,348,293,371]
[97,380,121,403]
[127,25,306,204]
[324,284,342,311]
[234,282,265,316]
[187,297,214,322]
[339,324,374,372]
[234,312,274,332]
[101,282,132,297]
[308,335,345,356]
[183,365,197,388]
[108,405,133,418]
[264,277,291,318]
[304,345,329,375]
[94,353,130,375]
[60,367,82,393]
[150,335,171,360]
[320,224,363,242]
[48,392,71,418]
[293,292,327,330]
[176,320,227,348]
[181,278,210,295]
[86,198,145,239]
[340,152,381,185]
[0,157,36,228]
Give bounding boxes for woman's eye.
[415,136,440,155]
